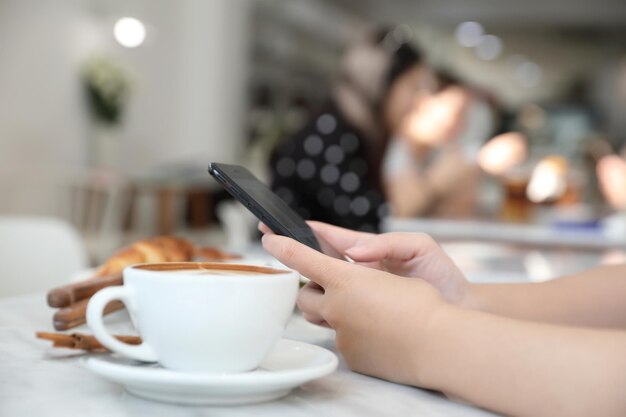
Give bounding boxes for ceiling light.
[114,17,146,48]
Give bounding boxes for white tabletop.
[0,294,499,417]
[0,241,613,417]
[383,214,626,250]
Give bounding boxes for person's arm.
[262,233,626,417]
[386,145,478,218]
[385,172,438,217]
[421,304,626,417]
[323,224,626,329]
[464,264,626,328]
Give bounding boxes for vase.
[90,123,121,170]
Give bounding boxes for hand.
[300,221,470,306]
[259,221,374,325]
[343,231,470,307]
[262,233,446,386]
[260,221,471,308]
[425,146,479,216]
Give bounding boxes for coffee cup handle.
[86,286,158,362]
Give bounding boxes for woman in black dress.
[270,28,435,232]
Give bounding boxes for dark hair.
[373,28,423,90]
[386,43,422,88]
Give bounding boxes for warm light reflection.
[404,86,469,146]
[597,155,626,210]
[114,17,146,48]
[526,156,568,203]
[477,132,527,176]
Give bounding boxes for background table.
[0,241,613,417]
[383,215,626,251]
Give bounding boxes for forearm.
[464,264,626,328]
[386,174,436,217]
[417,305,626,417]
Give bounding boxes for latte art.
[132,262,286,275]
[161,269,262,276]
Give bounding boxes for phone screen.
[208,163,347,260]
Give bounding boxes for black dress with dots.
[269,104,388,233]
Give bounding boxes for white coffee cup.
[86,262,299,373]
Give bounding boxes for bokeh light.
[405,86,470,146]
[597,155,626,210]
[515,61,543,88]
[455,21,484,47]
[477,132,528,176]
[526,156,568,203]
[114,17,146,48]
[475,35,502,61]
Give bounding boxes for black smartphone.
[208,162,347,260]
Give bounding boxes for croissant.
[47,236,241,326]
[96,236,236,276]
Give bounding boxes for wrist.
[459,283,484,311]
[411,302,459,388]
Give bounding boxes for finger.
[356,260,383,270]
[307,221,374,252]
[344,233,438,263]
[262,234,354,289]
[302,312,330,327]
[297,282,325,316]
[258,222,274,235]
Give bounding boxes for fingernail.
[262,233,282,245]
[345,245,364,257]
[345,238,368,254]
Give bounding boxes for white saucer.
[84,339,338,406]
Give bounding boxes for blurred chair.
[61,169,131,264]
[0,216,88,298]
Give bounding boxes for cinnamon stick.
[53,298,125,331]
[46,246,240,309]
[36,331,141,351]
[47,273,123,308]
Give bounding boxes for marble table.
[0,242,613,417]
[0,299,500,417]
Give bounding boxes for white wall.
[0,0,251,215]
[0,0,93,215]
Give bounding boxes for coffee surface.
[133,262,287,275]
[159,269,261,276]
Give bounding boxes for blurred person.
[269,28,436,232]
[384,75,502,218]
[261,221,626,417]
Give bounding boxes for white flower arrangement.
[82,55,131,125]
